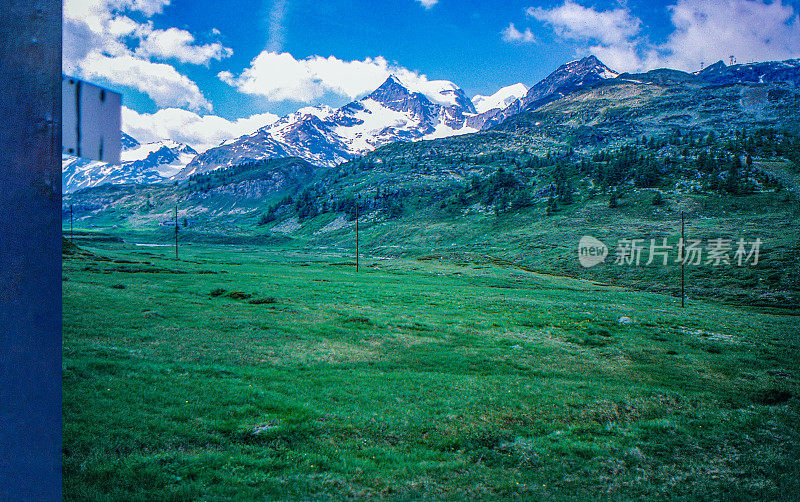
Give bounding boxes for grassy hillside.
[62,75,800,499]
[62,157,319,237]
[498,79,800,145]
[63,239,799,500]
[63,82,800,308]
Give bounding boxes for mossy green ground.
[63,240,799,500]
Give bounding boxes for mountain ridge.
[177,57,625,178]
[178,74,486,178]
[63,56,800,192]
[63,135,197,193]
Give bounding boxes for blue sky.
[63,0,800,150]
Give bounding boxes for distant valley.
[63,55,800,307]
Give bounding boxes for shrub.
[753,388,793,405]
[652,192,664,205]
[249,297,278,305]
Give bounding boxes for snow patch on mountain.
[178,75,483,177]
[63,135,198,193]
[331,97,419,152]
[424,121,478,140]
[399,77,474,109]
[472,83,529,113]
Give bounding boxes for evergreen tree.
[561,180,574,204]
[652,192,664,206]
[546,195,557,215]
[726,155,741,194]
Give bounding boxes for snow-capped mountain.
[178,76,483,177]
[62,133,197,193]
[121,131,140,150]
[472,83,529,113]
[62,55,800,194]
[466,56,620,131]
[178,58,626,177]
[522,55,618,109]
[121,139,198,179]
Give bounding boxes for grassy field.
[65,177,800,310]
[63,238,799,500]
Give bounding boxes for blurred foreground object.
[62,76,121,164]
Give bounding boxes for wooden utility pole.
[355,200,359,272]
[681,211,685,308]
[174,204,178,260]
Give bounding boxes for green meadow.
[62,237,799,500]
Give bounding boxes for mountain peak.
[522,54,618,109]
[367,75,419,108]
[121,132,140,150]
[375,75,409,93]
[582,55,603,66]
[569,55,618,77]
[385,74,404,85]
[699,60,728,74]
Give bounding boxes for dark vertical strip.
[681,211,685,308]
[0,0,63,499]
[75,80,82,158]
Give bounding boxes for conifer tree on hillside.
[726,155,741,194]
[609,190,618,208]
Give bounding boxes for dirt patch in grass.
[398,322,433,332]
[80,264,188,274]
[341,315,374,327]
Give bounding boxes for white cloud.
[122,106,279,152]
[136,26,233,64]
[660,0,800,70]
[125,0,171,16]
[588,43,656,73]
[527,1,641,46]
[81,53,212,111]
[415,0,438,9]
[63,0,229,109]
[521,0,800,72]
[63,0,171,18]
[502,23,537,43]
[219,51,443,103]
[63,0,171,37]
[63,11,135,73]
